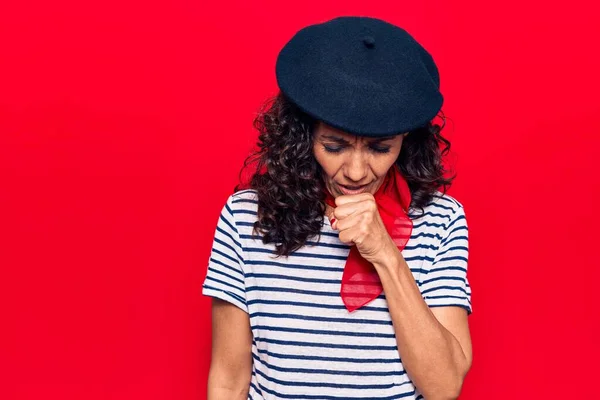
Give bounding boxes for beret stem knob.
[363,35,375,48]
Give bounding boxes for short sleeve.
[201,195,248,313]
[420,205,472,314]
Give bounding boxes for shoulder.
[411,190,465,221]
[220,189,259,224]
[427,192,468,242]
[228,189,259,209]
[429,190,465,215]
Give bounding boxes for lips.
[338,183,369,195]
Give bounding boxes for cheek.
[372,151,401,176]
[313,147,341,178]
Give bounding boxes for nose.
[343,151,368,183]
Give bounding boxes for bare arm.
[373,249,473,400]
[207,298,253,400]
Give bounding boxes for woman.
[202,16,472,400]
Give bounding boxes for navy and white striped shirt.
[202,189,471,400]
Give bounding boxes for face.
[313,122,407,197]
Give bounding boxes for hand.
[331,193,397,265]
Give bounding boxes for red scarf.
[324,165,413,312]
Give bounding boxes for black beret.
[275,16,443,137]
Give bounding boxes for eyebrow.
[321,134,397,144]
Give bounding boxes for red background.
[1,1,599,399]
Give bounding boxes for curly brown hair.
[235,92,455,257]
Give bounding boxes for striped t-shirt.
[202,189,471,400]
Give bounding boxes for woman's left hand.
[331,193,397,265]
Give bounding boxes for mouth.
[337,183,370,195]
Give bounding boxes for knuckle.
[367,197,377,207]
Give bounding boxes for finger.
[333,211,364,232]
[337,221,368,245]
[334,192,374,207]
[337,228,356,245]
[332,203,360,220]
[333,198,376,220]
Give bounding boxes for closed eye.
[370,146,391,154]
[323,145,343,153]
[323,145,391,154]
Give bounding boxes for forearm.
[373,249,469,400]
[207,366,250,400]
[208,387,248,400]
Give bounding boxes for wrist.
[372,240,402,270]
